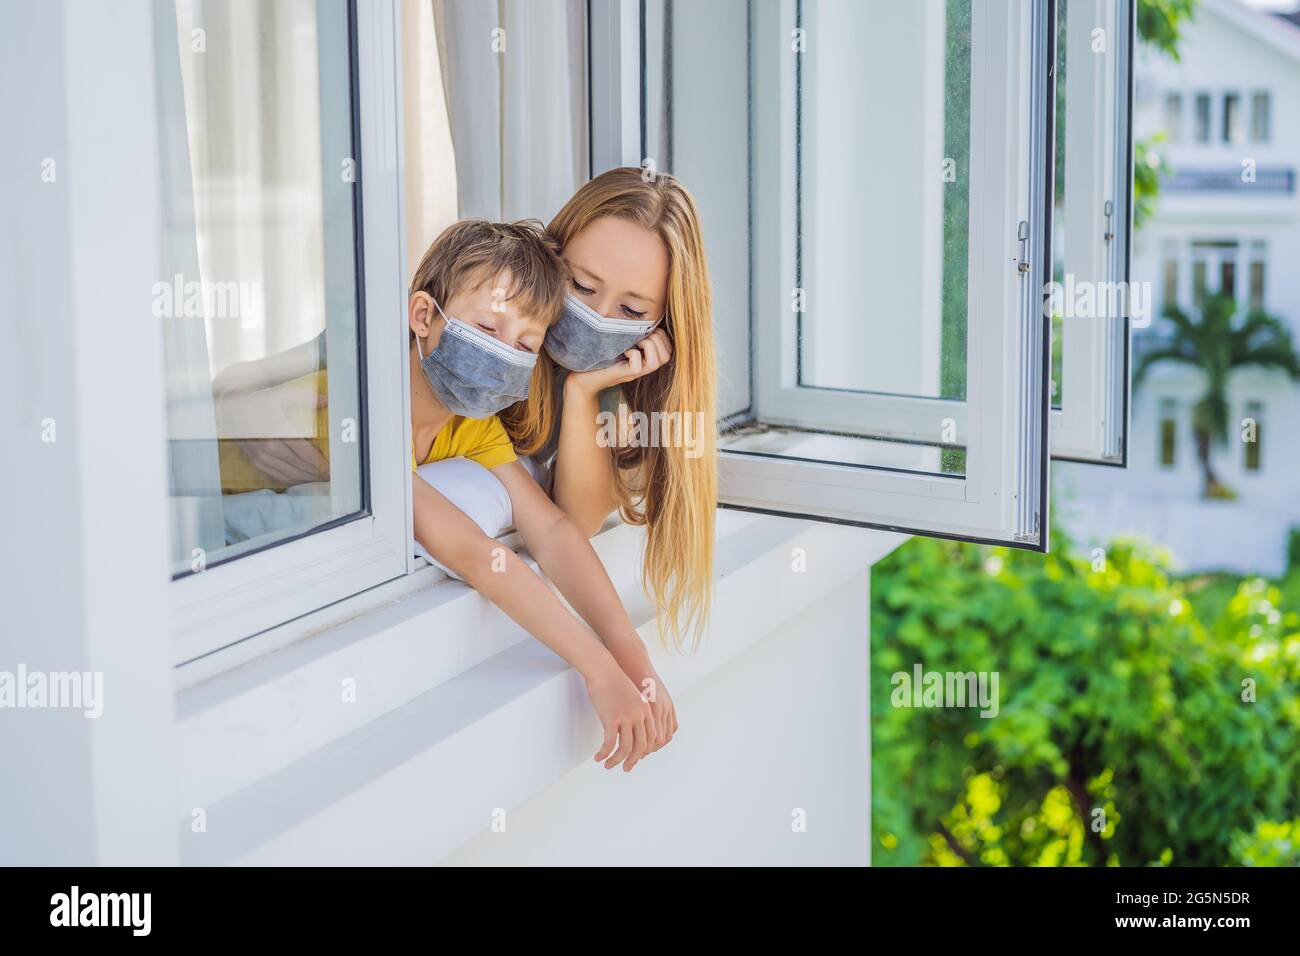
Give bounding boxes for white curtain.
[405,0,588,268]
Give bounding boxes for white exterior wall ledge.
[177,511,904,865]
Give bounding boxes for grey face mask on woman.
[544,293,660,372]
[417,297,538,419]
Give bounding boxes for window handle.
[1103,199,1115,243]
[1016,220,1030,274]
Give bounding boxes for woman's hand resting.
[565,328,673,397]
[586,659,660,772]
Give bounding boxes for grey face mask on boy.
[544,293,661,373]
[417,297,538,419]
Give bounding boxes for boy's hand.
[586,661,659,772]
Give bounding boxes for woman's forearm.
[493,462,650,664]
[551,378,619,536]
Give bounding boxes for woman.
[501,167,717,652]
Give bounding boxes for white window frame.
[618,0,1056,548]
[1050,0,1133,465]
[169,0,412,665]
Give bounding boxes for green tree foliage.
[871,532,1300,866]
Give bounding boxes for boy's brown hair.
[408,219,566,339]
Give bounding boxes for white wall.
[441,575,870,866]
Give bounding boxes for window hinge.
[1013,511,1041,544]
[1016,220,1030,274]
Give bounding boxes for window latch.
[1016,220,1030,274]
[1103,199,1115,243]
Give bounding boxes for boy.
[407,220,677,772]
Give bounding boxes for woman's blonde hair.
[500,167,717,652]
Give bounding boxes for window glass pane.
[1159,399,1177,467]
[1193,92,1211,143]
[1192,260,1207,308]
[797,0,970,404]
[1220,260,1236,301]
[1250,91,1271,143]
[1163,91,1182,142]
[1222,92,1242,145]
[709,0,972,480]
[1248,257,1265,310]
[1162,258,1178,312]
[1051,0,1067,410]
[157,0,363,577]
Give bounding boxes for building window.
[1193,92,1211,143]
[1221,258,1236,302]
[1244,400,1263,472]
[1222,92,1242,145]
[1159,399,1178,468]
[1191,239,1239,307]
[1162,256,1179,312]
[1250,91,1271,143]
[1248,242,1267,310]
[1164,91,1183,141]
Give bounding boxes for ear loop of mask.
[415,295,453,361]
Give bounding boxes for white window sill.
[176,509,905,865]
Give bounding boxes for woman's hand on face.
[566,328,673,397]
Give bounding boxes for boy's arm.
[411,474,657,770]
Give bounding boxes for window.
[1247,241,1267,310]
[1250,91,1271,143]
[162,0,410,661]
[1193,92,1211,143]
[1163,91,1182,142]
[622,0,1111,549]
[1191,239,1239,308]
[1158,399,1177,467]
[1162,256,1179,312]
[1048,0,1133,465]
[1243,400,1262,472]
[1222,92,1242,145]
[160,0,364,576]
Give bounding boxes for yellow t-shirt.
[412,413,517,471]
[217,369,516,495]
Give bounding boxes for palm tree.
[1135,293,1300,498]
